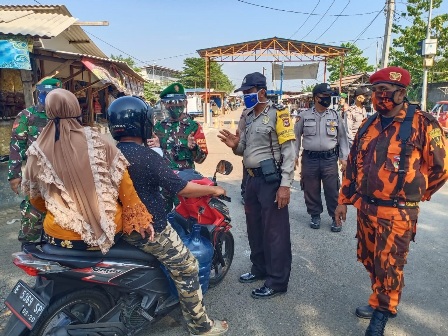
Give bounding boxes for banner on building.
[0,34,32,70]
[272,63,319,81]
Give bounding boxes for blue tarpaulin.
[0,35,31,70]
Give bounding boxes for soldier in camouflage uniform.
[149,82,208,170]
[335,67,448,336]
[8,79,62,242]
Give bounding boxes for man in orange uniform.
[335,66,448,336]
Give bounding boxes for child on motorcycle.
[108,96,229,336]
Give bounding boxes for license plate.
[5,281,47,330]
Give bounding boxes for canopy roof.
[330,72,371,89]
[197,37,348,62]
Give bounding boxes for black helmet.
[107,96,154,143]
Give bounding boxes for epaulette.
[272,103,286,110]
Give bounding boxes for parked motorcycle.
[4,160,234,336]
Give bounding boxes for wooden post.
[323,57,327,82]
[20,70,34,107]
[339,55,344,94]
[204,57,210,127]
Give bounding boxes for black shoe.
[310,215,321,229]
[365,309,390,336]
[251,286,286,299]
[356,305,397,319]
[239,272,265,283]
[331,217,341,232]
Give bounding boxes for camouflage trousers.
[18,197,45,242]
[124,224,212,334]
[357,210,415,314]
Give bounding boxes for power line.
[313,0,351,42]
[236,0,380,16]
[324,36,383,44]
[289,0,321,39]
[352,5,386,44]
[301,0,336,40]
[33,0,42,4]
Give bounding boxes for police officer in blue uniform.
[294,83,349,232]
[219,72,296,299]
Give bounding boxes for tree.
[143,82,162,103]
[390,0,448,93]
[327,42,374,82]
[110,54,141,73]
[179,57,234,93]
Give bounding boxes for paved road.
[0,126,447,336]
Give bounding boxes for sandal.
[190,319,229,335]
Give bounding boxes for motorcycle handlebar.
[218,195,232,202]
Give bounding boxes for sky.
[5,0,448,91]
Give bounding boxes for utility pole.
[421,0,433,111]
[381,0,395,68]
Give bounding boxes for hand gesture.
[187,132,196,149]
[339,159,347,173]
[275,186,290,209]
[334,204,347,227]
[147,134,160,148]
[9,178,21,194]
[218,129,240,149]
[139,223,155,242]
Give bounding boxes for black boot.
[365,309,390,336]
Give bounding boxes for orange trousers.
[356,210,415,314]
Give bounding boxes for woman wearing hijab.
[21,89,154,253]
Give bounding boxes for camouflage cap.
[160,82,185,98]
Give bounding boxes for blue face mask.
[243,91,261,109]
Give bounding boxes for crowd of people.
[6,65,448,336]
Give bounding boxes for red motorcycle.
[170,159,234,286]
[3,160,234,336]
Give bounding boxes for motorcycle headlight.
[208,198,231,222]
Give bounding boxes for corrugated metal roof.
[0,10,77,38]
[330,73,370,88]
[0,5,107,58]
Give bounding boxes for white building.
[141,65,181,86]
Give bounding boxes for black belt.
[360,194,419,209]
[246,167,263,177]
[304,147,338,159]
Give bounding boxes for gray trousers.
[301,151,339,218]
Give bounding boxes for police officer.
[8,78,61,242]
[294,83,349,232]
[335,66,448,336]
[345,86,371,148]
[218,72,295,299]
[149,82,208,170]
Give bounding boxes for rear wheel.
[209,231,234,287]
[30,289,112,336]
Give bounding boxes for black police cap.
[234,72,267,92]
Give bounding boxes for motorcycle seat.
[41,240,159,264]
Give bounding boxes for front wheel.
[30,289,112,336]
[209,231,234,287]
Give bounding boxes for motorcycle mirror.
[216,160,233,176]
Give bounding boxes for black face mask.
[318,96,332,108]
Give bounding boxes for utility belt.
[247,158,281,183]
[304,146,338,159]
[360,194,420,209]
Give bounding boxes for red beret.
[369,66,411,87]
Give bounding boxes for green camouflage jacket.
[8,107,48,180]
[154,115,208,170]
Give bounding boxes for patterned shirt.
[8,107,48,180]
[338,104,448,220]
[154,115,208,170]
[117,142,188,232]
